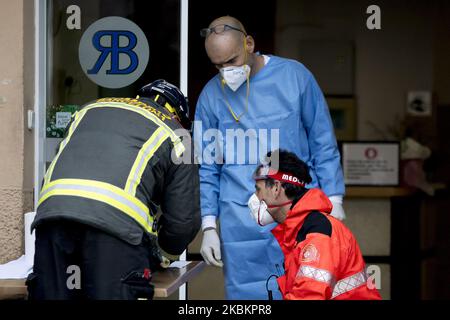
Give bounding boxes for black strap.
[265,274,279,300]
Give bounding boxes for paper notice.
[169,261,192,269]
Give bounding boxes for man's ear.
[245,35,255,53]
[273,181,283,198]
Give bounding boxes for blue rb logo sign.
[79,17,149,88]
[88,30,139,75]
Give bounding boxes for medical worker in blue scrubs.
[194,16,346,300]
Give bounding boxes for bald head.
[208,16,247,37]
[204,16,256,70]
[205,16,246,50]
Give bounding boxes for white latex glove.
[329,195,346,221]
[200,228,223,267]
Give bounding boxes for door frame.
[34,0,47,209]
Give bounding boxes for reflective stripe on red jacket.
[272,188,381,300]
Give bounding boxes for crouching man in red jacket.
[248,149,381,300]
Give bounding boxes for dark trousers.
[27,220,156,300]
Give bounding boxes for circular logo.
[79,16,149,89]
[301,244,320,263]
[365,147,378,159]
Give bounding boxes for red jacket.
[272,189,381,300]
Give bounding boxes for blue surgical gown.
[194,55,345,299]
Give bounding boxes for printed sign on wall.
[342,142,399,186]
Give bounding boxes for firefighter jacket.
[272,188,382,300]
[32,97,201,255]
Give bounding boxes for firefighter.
[27,80,200,300]
[248,149,381,300]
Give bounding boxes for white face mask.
[220,64,251,91]
[248,193,275,226]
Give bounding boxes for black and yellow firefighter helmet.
[138,79,191,130]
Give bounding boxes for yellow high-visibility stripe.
[125,127,169,196]
[40,178,149,215]
[39,189,153,234]
[43,109,89,185]
[39,178,155,235]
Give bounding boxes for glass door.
[44,0,182,164]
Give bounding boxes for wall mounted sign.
[79,16,150,89]
[342,142,399,186]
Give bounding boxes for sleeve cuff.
[328,195,343,205]
[201,215,217,231]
